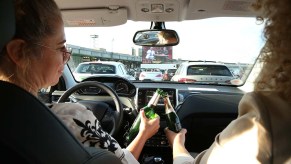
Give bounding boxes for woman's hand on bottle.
[165,128,191,158]
[139,109,160,139]
[164,127,187,148]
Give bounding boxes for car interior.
[1,0,265,163]
[0,0,121,163]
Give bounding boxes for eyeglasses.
[33,43,72,64]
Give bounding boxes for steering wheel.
[57,81,123,136]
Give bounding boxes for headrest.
[0,0,15,52]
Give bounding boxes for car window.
[187,65,232,76]
[75,64,90,73]
[75,63,116,74]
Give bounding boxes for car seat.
[0,0,121,163]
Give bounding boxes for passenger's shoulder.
[238,91,286,122]
[241,91,283,108]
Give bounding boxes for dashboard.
[56,76,246,163]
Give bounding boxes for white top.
[50,103,139,164]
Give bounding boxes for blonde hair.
[253,0,291,102]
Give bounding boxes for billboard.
[142,46,173,64]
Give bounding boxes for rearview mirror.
[133,29,179,47]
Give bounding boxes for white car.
[171,61,237,84]
[139,69,163,81]
[73,61,135,82]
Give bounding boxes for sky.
[65,17,265,64]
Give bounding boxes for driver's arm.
[126,110,160,159]
[50,103,139,164]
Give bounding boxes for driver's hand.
[138,109,160,140]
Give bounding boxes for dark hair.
[0,0,63,93]
[14,0,62,43]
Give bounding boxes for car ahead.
[171,61,237,84]
[162,68,176,81]
[73,61,135,82]
[139,68,163,81]
[6,0,268,163]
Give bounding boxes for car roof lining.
[56,0,263,27]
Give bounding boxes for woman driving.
[0,0,160,163]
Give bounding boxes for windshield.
[65,17,265,86]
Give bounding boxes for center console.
[136,88,177,163]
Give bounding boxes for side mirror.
[133,29,179,47]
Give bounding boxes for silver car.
[73,61,135,82]
[171,61,236,84]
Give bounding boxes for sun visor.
[62,8,127,27]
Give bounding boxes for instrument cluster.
[78,76,136,97]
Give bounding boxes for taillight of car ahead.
[163,74,168,79]
[229,79,243,85]
[178,78,196,83]
[140,73,145,77]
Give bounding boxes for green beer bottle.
[126,89,164,144]
[163,93,182,133]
